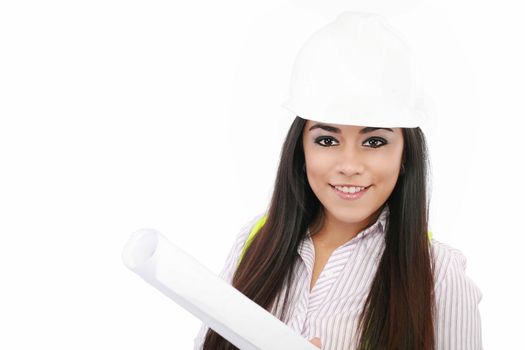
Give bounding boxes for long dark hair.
[203,116,435,349]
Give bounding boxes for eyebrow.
[308,123,394,134]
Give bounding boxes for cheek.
[304,161,333,196]
[372,155,403,189]
[304,146,323,175]
[375,171,400,197]
[305,162,326,189]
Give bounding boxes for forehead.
[304,120,400,135]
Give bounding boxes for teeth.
[335,185,365,194]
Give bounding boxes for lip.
[330,184,370,200]
[331,184,370,188]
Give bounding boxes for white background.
[1,0,523,348]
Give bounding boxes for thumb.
[309,337,322,348]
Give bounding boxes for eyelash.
[314,136,388,148]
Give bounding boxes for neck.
[310,208,383,249]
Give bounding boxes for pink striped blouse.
[194,206,483,349]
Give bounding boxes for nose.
[336,146,365,176]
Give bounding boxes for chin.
[328,206,370,224]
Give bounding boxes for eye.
[363,137,388,148]
[314,136,339,147]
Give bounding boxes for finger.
[308,337,322,348]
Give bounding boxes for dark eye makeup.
[314,136,388,148]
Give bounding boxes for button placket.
[309,244,356,320]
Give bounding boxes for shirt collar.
[297,205,389,270]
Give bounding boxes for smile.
[330,184,370,200]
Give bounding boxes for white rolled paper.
[122,229,319,350]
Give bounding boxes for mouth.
[330,184,371,200]
[330,184,371,190]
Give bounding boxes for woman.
[194,12,482,350]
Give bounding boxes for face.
[302,120,404,232]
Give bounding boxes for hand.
[309,337,322,348]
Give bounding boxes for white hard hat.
[282,11,429,128]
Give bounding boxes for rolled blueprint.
[122,229,319,350]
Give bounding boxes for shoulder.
[430,239,467,288]
[225,212,267,265]
[430,240,484,348]
[216,212,267,283]
[232,212,267,249]
[430,238,482,300]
